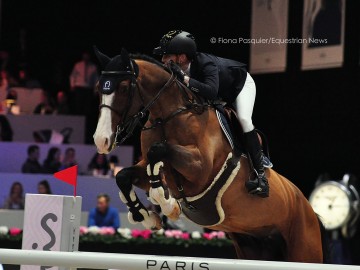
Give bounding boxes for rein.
[114,72,178,146]
[142,80,209,133]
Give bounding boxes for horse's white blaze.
[94,93,115,154]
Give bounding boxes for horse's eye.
[119,81,130,92]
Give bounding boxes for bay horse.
[93,47,329,263]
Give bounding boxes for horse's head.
[93,46,142,154]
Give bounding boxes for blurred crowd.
[0,50,100,144]
[20,144,123,177]
[1,180,52,210]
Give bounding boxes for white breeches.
[234,72,256,133]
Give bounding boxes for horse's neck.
[139,63,185,119]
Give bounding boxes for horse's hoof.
[167,201,182,221]
[150,211,163,230]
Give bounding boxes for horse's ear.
[93,45,111,68]
[121,48,131,67]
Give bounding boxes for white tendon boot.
[119,190,162,230]
[147,162,181,221]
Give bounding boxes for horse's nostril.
[104,138,109,147]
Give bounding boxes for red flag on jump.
[53,165,78,196]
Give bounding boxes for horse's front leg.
[116,160,162,230]
[147,142,182,221]
[146,141,205,220]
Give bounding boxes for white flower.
[0,226,9,235]
[155,228,164,236]
[87,226,100,235]
[117,228,132,239]
[191,231,201,239]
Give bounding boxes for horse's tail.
[317,215,332,263]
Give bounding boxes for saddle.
[216,104,272,167]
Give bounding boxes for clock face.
[309,182,351,230]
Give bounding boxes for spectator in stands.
[43,147,61,173]
[109,155,124,177]
[17,65,42,89]
[21,145,43,173]
[37,180,52,194]
[69,51,98,116]
[88,193,120,229]
[0,115,13,141]
[54,91,70,115]
[33,91,55,115]
[60,147,77,169]
[87,153,110,176]
[2,182,25,210]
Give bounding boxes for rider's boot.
[243,129,269,198]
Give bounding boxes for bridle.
[99,60,179,150]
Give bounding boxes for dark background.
[1,0,360,263]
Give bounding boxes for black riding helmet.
[153,30,197,60]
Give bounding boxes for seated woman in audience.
[60,147,78,170]
[37,180,52,195]
[88,153,110,176]
[43,147,61,173]
[3,182,25,210]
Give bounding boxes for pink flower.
[79,226,89,235]
[165,230,175,238]
[202,232,213,240]
[164,230,183,238]
[9,227,22,236]
[181,232,190,240]
[140,229,152,239]
[131,229,142,238]
[172,230,183,239]
[99,227,115,235]
[131,229,152,239]
[217,231,226,239]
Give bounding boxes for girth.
[180,152,241,226]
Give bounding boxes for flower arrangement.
[0,225,232,247]
[78,226,231,247]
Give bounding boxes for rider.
[153,30,269,198]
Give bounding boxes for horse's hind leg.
[228,232,286,261]
[286,203,323,262]
[116,160,162,230]
[146,142,181,220]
